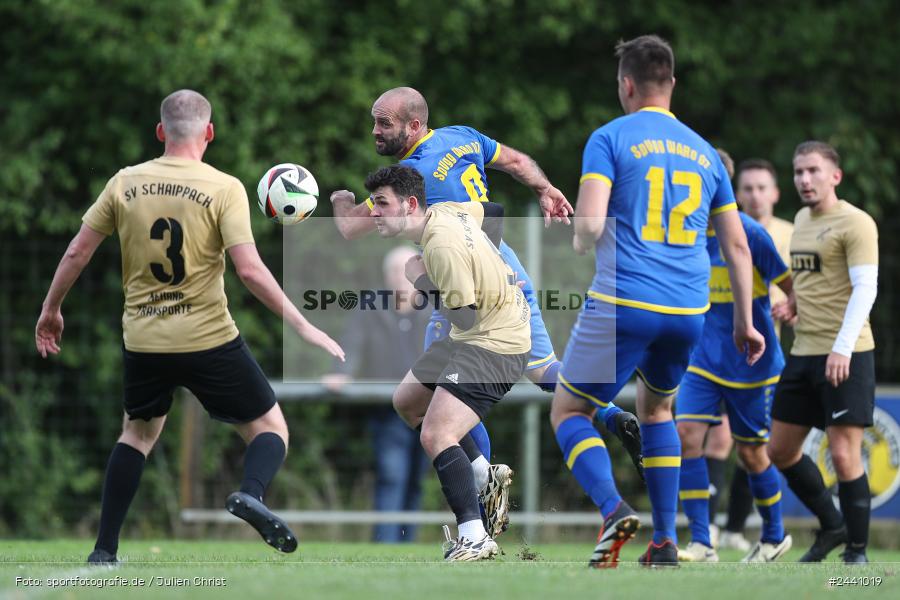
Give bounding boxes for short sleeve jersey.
[420,202,530,354]
[366,126,501,210]
[688,212,789,386]
[789,200,878,355]
[82,157,254,352]
[581,107,737,314]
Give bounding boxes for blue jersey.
[581,107,736,314]
[688,212,789,386]
[367,126,500,208]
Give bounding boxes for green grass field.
[2,539,898,599]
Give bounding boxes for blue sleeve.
[748,222,789,283]
[580,128,616,187]
[710,154,736,213]
[458,126,500,166]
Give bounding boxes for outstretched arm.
[36,224,107,357]
[489,144,572,226]
[228,243,345,361]
[331,190,377,240]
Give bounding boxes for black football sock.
[725,466,754,533]
[706,457,726,522]
[95,442,146,555]
[838,473,870,551]
[780,455,843,530]
[239,432,286,502]
[433,446,482,525]
[459,433,483,461]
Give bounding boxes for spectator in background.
[322,245,430,542]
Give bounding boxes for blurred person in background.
[322,245,430,542]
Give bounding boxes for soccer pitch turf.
[2,540,898,599]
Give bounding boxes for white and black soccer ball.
[256,163,318,225]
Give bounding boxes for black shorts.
[123,335,276,423]
[772,351,875,430]
[411,337,528,420]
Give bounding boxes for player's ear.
[832,168,843,186]
[206,122,215,143]
[156,123,166,142]
[407,196,420,214]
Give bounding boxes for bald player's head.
[160,89,212,143]
[371,87,429,157]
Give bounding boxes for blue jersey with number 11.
[582,107,736,314]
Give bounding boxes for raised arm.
[711,209,765,365]
[488,144,572,226]
[330,190,377,240]
[228,242,345,361]
[36,224,107,357]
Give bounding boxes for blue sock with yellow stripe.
[555,415,621,517]
[679,457,711,546]
[641,421,681,544]
[749,465,784,543]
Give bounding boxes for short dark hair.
[736,158,778,184]
[364,165,426,208]
[794,140,841,168]
[615,35,675,91]
[716,148,735,179]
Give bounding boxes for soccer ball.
[256,163,318,225]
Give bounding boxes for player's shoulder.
[436,125,490,144]
[837,201,878,240]
[793,206,812,227]
[428,200,480,218]
[769,216,795,234]
[838,200,876,224]
[739,211,765,234]
[588,113,632,139]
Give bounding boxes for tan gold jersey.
[420,202,530,355]
[765,216,794,337]
[790,200,878,355]
[82,157,255,352]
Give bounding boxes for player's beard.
[375,130,409,157]
[375,214,406,238]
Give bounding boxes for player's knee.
[676,421,706,457]
[118,426,160,457]
[392,390,417,425]
[829,447,861,480]
[549,397,593,432]
[736,442,769,473]
[766,442,797,469]
[418,425,450,458]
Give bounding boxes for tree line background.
[1,0,898,539]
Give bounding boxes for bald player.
[35,90,344,564]
[332,87,645,536]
